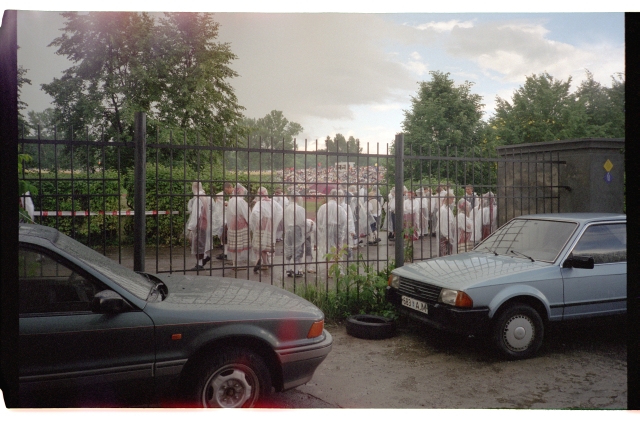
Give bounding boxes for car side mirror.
[91,290,128,314]
[563,255,595,270]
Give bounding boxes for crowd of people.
[274,164,386,195]
[382,184,498,257]
[185,180,498,275]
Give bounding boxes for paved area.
[268,319,628,409]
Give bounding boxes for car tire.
[346,314,396,340]
[492,304,544,360]
[190,347,272,408]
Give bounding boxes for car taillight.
[307,320,324,338]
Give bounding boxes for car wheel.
[492,304,544,360]
[346,314,396,340]
[191,348,272,408]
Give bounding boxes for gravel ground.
[268,316,628,409]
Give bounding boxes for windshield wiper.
[482,246,498,256]
[510,250,535,262]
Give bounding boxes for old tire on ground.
[190,347,272,408]
[492,304,544,360]
[346,314,396,340]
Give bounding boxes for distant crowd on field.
[184,180,498,276]
[274,164,386,193]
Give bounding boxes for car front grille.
[398,277,441,303]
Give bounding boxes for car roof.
[514,213,626,224]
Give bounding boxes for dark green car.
[18,224,332,407]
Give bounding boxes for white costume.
[436,190,457,256]
[20,191,35,222]
[456,199,474,253]
[316,196,348,266]
[211,191,225,241]
[338,191,357,249]
[305,218,316,272]
[249,188,283,268]
[186,182,213,267]
[283,199,307,276]
[481,192,498,240]
[402,195,420,240]
[273,191,290,241]
[227,184,250,267]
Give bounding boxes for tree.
[240,110,303,170]
[490,72,602,146]
[17,63,31,133]
[575,70,625,138]
[41,12,245,168]
[402,71,484,154]
[400,71,485,183]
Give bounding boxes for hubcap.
[503,314,534,351]
[203,367,256,408]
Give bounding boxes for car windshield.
[54,230,154,300]
[474,218,577,263]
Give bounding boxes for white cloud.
[370,103,403,112]
[445,21,624,86]
[414,19,475,32]
[214,13,417,122]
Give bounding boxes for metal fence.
[19,114,564,294]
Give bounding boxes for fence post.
[394,133,404,267]
[134,112,146,272]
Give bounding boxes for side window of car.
[570,223,626,264]
[19,247,107,315]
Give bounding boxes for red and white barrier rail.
[34,210,180,217]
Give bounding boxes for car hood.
[145,274,323,323]
[393,252,553,290]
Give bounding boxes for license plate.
[402,295,428,314]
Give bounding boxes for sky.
[12,2,628,152]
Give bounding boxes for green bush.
[296,247,398,322]
[27,170,127,246]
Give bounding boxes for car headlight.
[438,289,473,308]
[388,274,400,288]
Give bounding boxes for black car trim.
[20,363,154,383]
[154,359,188,378]
[18,322,156,336]
[563,297,627,308]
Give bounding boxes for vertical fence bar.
[134,112,146,272]
[394,133,404,267]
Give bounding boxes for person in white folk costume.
[469,196,484,247]
[316,189,348,275]
[402,190,420,241]
[227,184,251,270]
[456,198,475,253]
[283,195,307,277]
[304,218,317,274]
[481,191,498,240]
[415,187,432,238]
[249,187,283,274]
[337,189,357,251]
[186,182,213,271]
[367,190,382,245]
[436,189,457,257]
[273,187,290,242]
[385,187,396,240]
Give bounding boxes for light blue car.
[387,213,627,359]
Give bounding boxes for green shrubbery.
[29,169,127,246]
[295,246,398,322]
